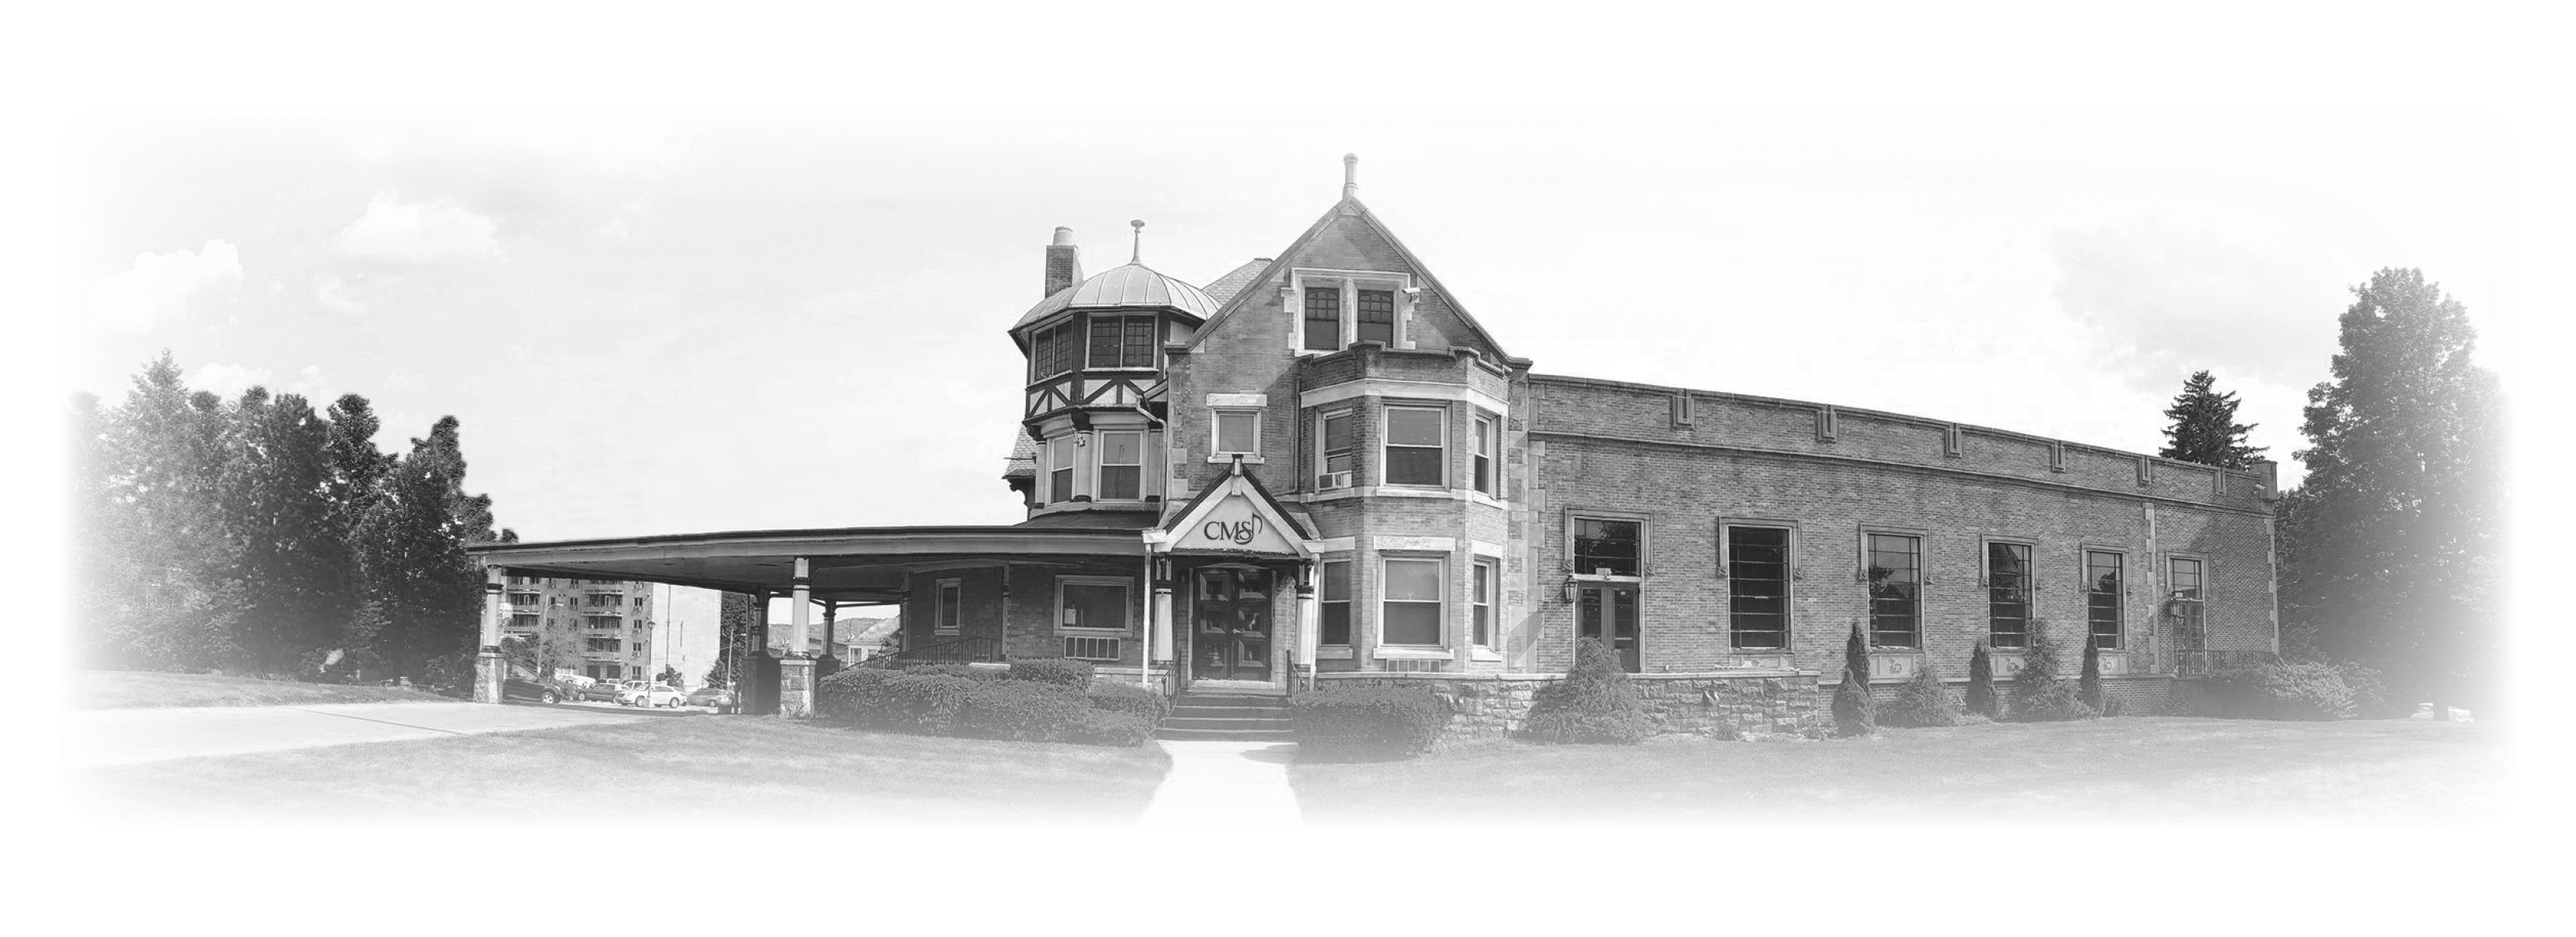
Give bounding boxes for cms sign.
[1199,515,1264,546]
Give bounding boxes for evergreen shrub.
[1964,642,1999,718]
[1523,637,1653,744]
[2078,633,2105,711]
[956,681,1094,741]
[1290,684,1450,760]
[1883,659,1962,727]
[2212,659,2359,720]
[1073,710,1155,746]
[2009,622,2096,721]
[1832,621,1875,736]
[1009,657,1095,688]
[1085,682,1173,723]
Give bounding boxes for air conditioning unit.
[1316,471,1353,490]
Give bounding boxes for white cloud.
[86,240,243,333]
[316,276,371,316]
[334,191,500,262]
[188,362,270,400]
[2047,219,2344,390]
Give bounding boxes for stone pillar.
[779,558,817,718]
[474,565,507,704]
[823,602,838,663]
[1296,562,1319,692]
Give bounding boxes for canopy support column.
[474,565,507,704]
[779,558,818,718]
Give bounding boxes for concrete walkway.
[66,702,659,768]
[1139,740,1304,827]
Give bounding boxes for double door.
[1191,567,1273,682]
[1574,584,1642,672]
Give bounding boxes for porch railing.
[866,635,1005,666]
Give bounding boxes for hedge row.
[1290,685,1450,760]
[815,659,1158,746]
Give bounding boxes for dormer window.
[1303,288,1340,351]
[1291,269,1411,353]
[1356,289,1396,345]
[1087,314,1158,369]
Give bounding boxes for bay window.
[1046,436,1075,504]
[1471,558,1496,648]
[1097,431,1142,501]
[1381,557,1444,646]
[1316,409,1355,490]
[1087,315,1157,369]
[1383,405,1446,486]
[1319,560,1351,645]
[1472,412,1497,496]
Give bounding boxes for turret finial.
[1130,219,1145,264]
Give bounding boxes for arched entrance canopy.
[465,523,1153,603]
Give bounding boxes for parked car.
[685,685,735,711]
[619,683,689,708]
[502,678,565,704]
[580,680,634,703]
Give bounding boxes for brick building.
[469,156,2278,730]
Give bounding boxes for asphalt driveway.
[66,701,667,768]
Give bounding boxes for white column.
[1297,562,1320,691]
[481,566,504,649]
[792,557,812,658]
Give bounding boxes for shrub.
[1085,682,1173,723]
[956,681,1093,741]
[903,664,1011,682]
[2213,658,2357,720]
[2009,621,2095,721]
[1832,621,1875,736]
[881,679,968,736]
[1964,642,1999,718]
[1291,684,1450,760]
[829,664,912,725]
[1883,660,1962,728]
[1072,710,1155,746]
[2335,661,2395,718]
[2078,632,2104,711]
[1009,657,1095,689]
[1523,637,1653,744]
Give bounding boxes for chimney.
[1044,226,1081,297]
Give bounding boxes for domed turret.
[1015,261,1220,329]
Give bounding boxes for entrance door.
[1575,585,1641,672]
[1191,568,1273,682]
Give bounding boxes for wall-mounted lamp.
[1560,575,1579,604]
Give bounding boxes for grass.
[73,669,456,709]
[77,716,1172,824]
[1288,717,2502,824]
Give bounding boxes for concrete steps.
[1157,691,1293,742]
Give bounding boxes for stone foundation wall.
[1313,671,1829,743]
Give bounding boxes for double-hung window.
[1726,526,1790,649]
[1316,410,1355,490]
[1987,541,2033,650]
[1866,533,1921,648]
[1096,431,1143,501]
[1046,436,1075,504]
[1087,315,1157,369]
[2086,550,2124,650]
[2169,557,2206,650]
[1471,413,1498,496]
[1303,287,1341,351]
[1381,558,1444,646]
[1471,558,1496,647]
[1383,405,1446,487]
[1356,289,1397,345]
[1319,560,1351,645]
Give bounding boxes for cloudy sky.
[65,111,2514,540]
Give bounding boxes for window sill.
[1468,647,1503,662]
[1315,646,1354,660]
[1204,454,1267,464]
[1056,629,1133,637]
[1372,647,1451,660]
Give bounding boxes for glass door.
[1190,568,1273,682]
[1574,585,1641,672]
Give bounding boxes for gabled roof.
[1201,258,1271,308]
[1183,196,1519,362]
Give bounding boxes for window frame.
[1085,312,1159,371]
[1044,436,1077,504]
[1354,287,1397,346]
[1567,512,1649,580]
[1981,536,2037,650]
[1288,269,1413,354]
[1212,408,1261,458]
[1381,404,1448,488]
[2083,547,2128,651]
[1471,411,1498,497]
[1378,554,1448,648]
[1094,429,1144,502]
[1054,575,1135,636]
[1318,558,1353,647]
[1302,285,1342,352]
[1315,408,1357,490]
[934,578,963,635]
[1858,526,1927,650]
[1471,557,1497,649]
[1719,519,1796,650]
[2165,553,2209,651]
[1028,316,1080,382]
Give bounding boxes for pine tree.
[212,389,353,672]
[2078,632,2104,711]
[1884,657,1961,728]
[1964,641,1998,718]
[2158,370,2265,468]
[1833,619,1875,736]
[350,416,500,684]
[2287,268,2503,718]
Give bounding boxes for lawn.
[76,716,1172,824]
[1288,717,2501,824]
[73,669,457,709]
